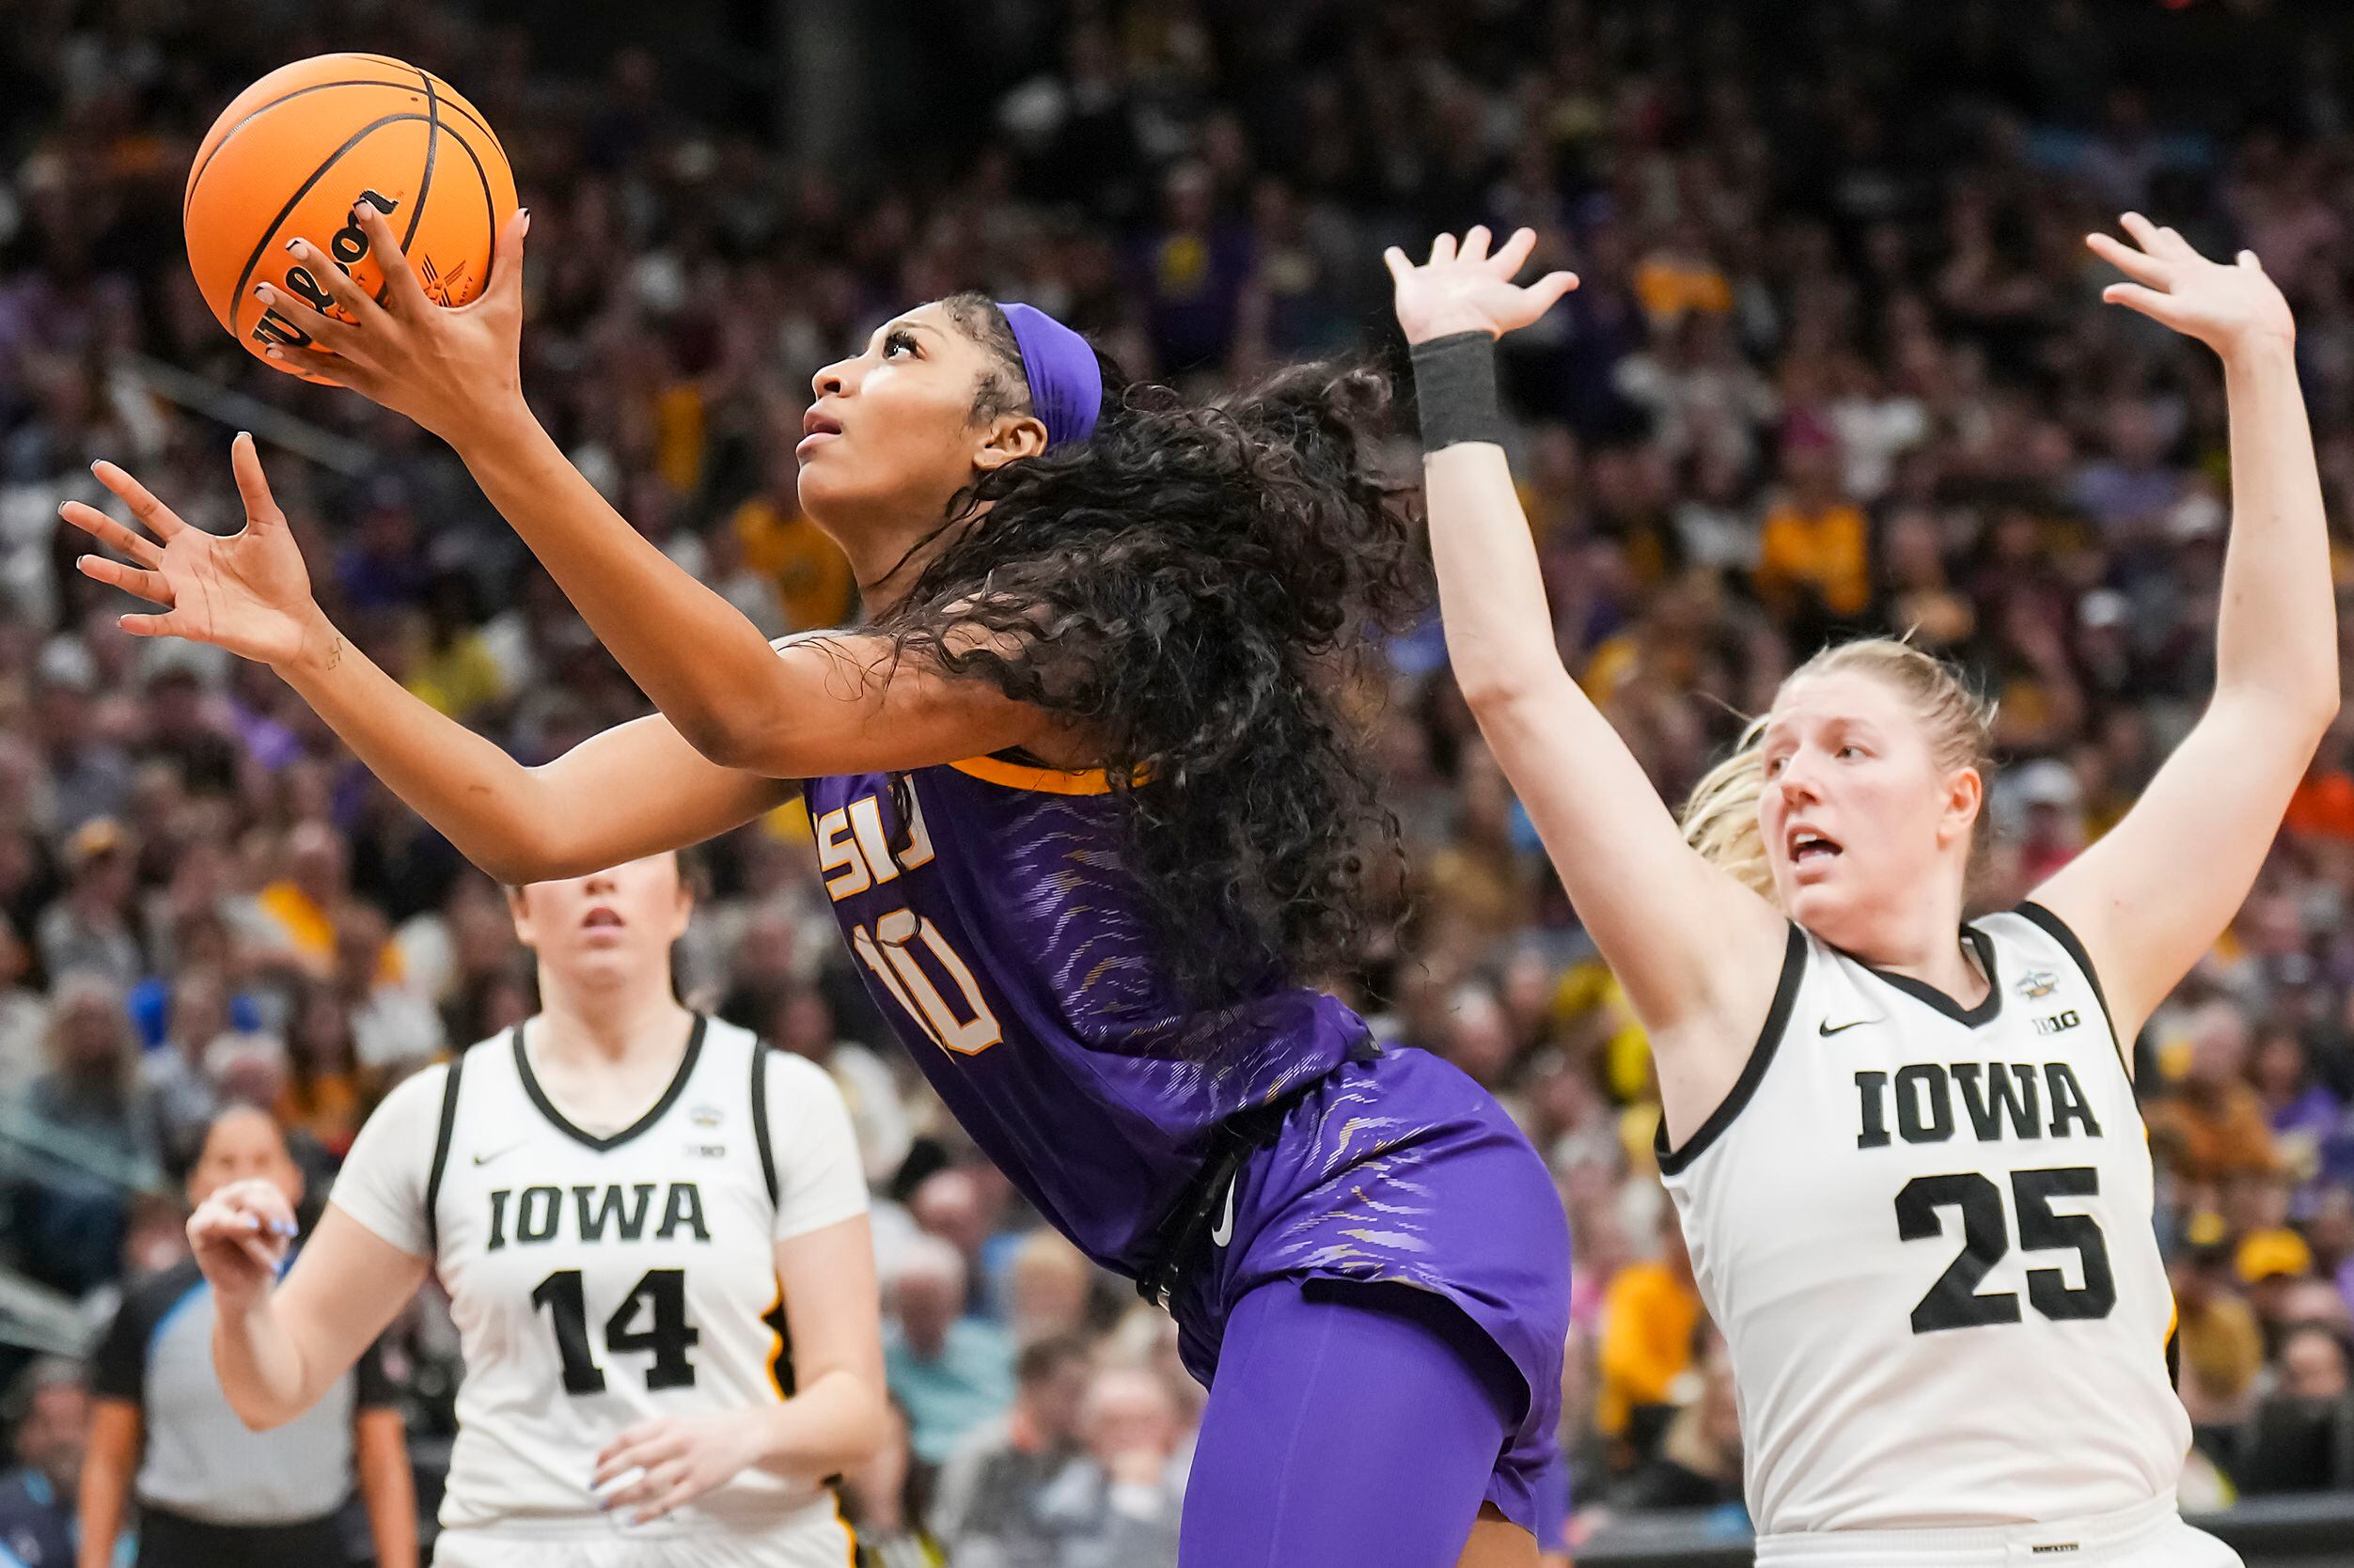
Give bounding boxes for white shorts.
[1754,1493,2242,1568]
[431,1497,855,1568]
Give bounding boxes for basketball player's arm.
[593,1216,888,1520]
[1394,235,1785,1107]
[2032,219,2339,1043]
[64,442,797,882]
[257,210,1055,776]
[72,1401,139,1568]
[207,1199,432,1431]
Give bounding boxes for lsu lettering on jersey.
[330,1015,865,1548]
[1657,904,2189,1534]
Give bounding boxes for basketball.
[183,53,518,379]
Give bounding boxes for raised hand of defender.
[186,1177,299,1316]
[1384,227,1578,347]
[252,204,530,444]
[2088,213,2294,359]
[60,433,324,667]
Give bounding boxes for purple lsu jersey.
[801,756,1373,1275]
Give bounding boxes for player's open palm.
[186,1177,298,1315]
[60,433,324,668]
[1385,227,1577,347]
[2088,212,2295,358]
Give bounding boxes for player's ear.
[1938,766,1984,850]
[505,881,537,946]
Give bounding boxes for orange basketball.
[184,53,518,379]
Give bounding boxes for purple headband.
[998,302,1103,447]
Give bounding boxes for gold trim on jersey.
[946,755,1118,794]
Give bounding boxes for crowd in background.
[3,0,2354,1561]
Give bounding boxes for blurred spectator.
[34,821,137,991]
[1005,1232,1099,1350]
[79,1107,416,1568]
[0,915,46,1097]
[2235,1325,2354,1495]
[1595,1206,1703,1465]
[840,1400,942,1568]
[886,1235,1016,1473]
[1613,1340,1743,1513]
[0,1358,86,1568]
[772,983,911,1190]
[932,1335,1093,1568]
[8,973,162,1295]
[1031,1364,1186,1568]
[2149,1002,2281,1185]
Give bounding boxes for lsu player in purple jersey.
[66,203,1572,1566]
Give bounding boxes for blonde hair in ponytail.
[1679,638,1998,903]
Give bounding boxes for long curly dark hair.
[865,293,1423,1003]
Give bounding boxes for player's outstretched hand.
[1385,227,1577,347]
[187,1177,298,1316]
[60,434,329,668]
[2087,213,2294,361]
[592,1411,767,1526]
[250,204,531,446]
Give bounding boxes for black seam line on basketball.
[227,113,438,344]
[429,121,500,302]
[401,65,439,259]
[380,65,442,310]
[184,80,501,226]
[512,1012,709,1153]
[1656,920,1807,1176]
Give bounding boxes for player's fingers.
[2085,231,2169,287]
[352,202,437,319]
[57,503,164,567]
[1427,232,1457,267]
[76,554,173,605]
[117,613,182,640]
[2238,249,2264,271]
[1460,225,1492,263]
[604,1459,683,1513]
[2100,282,2179,322]
[1491,227,1537,276]
[260,341,363,393]
[235,1232,284,1275]
[251,281,363,357]
[2117,212,2164,254]
[1530,270,1580,310]
[482,207,530,309]
[631,1477,704,1525]
[88,462,189,539]
[1383,246,1411,286]
[278,234,393,329]
[228,432,288,530]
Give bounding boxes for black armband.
[1409,331,1506,452]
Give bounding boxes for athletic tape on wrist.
[1409,331,1506,452]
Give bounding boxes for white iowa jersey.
[1657,904,2188,1534]
[331,1015,866,1536]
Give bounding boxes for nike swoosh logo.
[1208,1176,1238,1249]
[472,1142,528,1166]
[1817,1018,1871,1037]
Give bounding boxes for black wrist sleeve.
[1408,331,1506,452]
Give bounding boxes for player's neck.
[532,985,692,1069]
[1852,902,1986,1008]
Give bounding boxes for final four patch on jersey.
[2016,967,2059,999]
[690,1103,725,1128]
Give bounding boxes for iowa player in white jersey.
[1393,216,2333,1565]
[185,853,886,1568]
